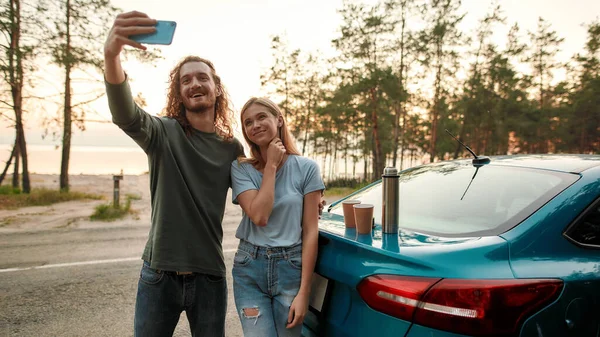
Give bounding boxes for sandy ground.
[0,174,152,233]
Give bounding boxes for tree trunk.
[60,0,72,191]
[394,9,407,168]
[331,137,338,181]
[302,92,312,155]
[454,121,465,159]
[321,139,327,180]
[16,1,29,193]
[15,119,29,192]
[0,142,16,186]
[352,129,357,179]
[371,132,376,181]
[12,142,20,188]
[283,60,289,117]
[399,103,407,169]
[8,0,30,192]
[393,103,400,167]
[344,137,348,177]
[537,53,545,153]
[400,66,411,169]
[369,87,383,176]
[430,40,443,163]
[363,153,368,182]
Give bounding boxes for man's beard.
[184,99,214,114]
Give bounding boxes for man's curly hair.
[163,56,234,140]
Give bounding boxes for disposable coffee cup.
[342,200,361,228]
[353,203,374,235]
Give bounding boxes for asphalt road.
[0,204,245,337]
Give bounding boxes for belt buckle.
[176,271,193,275]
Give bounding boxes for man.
[104,11,243,337]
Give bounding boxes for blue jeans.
[232,240,303,337]
[134,261,227,337]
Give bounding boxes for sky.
[1,0,599,148]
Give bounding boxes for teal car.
[303,154,600,337]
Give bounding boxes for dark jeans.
[134,261,227,337]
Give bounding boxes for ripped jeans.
[232,240,303,337]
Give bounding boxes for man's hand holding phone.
[104,11,157,59]
[104,11,176,84]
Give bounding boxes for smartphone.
[130,20,177,45]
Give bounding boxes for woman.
[230,97,324,337]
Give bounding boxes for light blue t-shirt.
[231,155,325,247]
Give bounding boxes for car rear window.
[564,198,600,248]
[330,162,579,237]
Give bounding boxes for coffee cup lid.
[353,203,373,208]
[342,199,361,204]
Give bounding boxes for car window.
[330,162,579,237]
[564,199,600,248]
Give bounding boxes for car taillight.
[357,275,563,336]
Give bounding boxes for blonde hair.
[238,97,300,169]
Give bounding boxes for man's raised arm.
[104,11,156,84]
[103,11,162,152]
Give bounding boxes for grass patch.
[125,193,142,201]
[0,187,103,210]
[0,185,22,195]
[325,181,371,198]
[325,187,359,197]
[0,216,16,227]
[90,196,138,221]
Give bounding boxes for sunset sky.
[1,0,599,148]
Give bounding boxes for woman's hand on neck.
[261,138,288,172]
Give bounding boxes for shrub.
[0,185,22,195]
[90,196,138,221]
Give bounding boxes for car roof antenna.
[445,129,490,167]
[460,166,480,200]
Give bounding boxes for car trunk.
[303,214,513,337]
